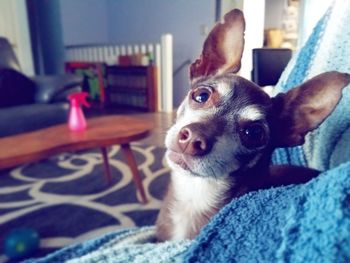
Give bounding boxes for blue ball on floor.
[4,228,40,259]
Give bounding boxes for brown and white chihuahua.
[156,9,350,241]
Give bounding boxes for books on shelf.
[65,62,157,112]
[109,91,147,108]
[105,65,156,111]
[107,74,147,89]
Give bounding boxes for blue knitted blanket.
[27,2,350,262]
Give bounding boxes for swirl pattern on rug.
[0,144,170,258]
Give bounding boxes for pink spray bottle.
[67,92,91,132]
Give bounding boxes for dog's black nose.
[177,124,211,156]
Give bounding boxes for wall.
[220,0,243,18]
[0,0,34,75]
[240,0,265,80]
[59,0,215,107]
[60,0,109,45]
[265,0,286,29]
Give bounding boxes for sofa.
[0,37,82,137]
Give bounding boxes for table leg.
[100,147,113,185]
[121,143,148,204]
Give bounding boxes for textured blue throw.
[26,1,350,262]
[184,163,350,263]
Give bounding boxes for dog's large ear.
[190,9,245,81]
[272,71,350,147]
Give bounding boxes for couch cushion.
[0,68,36,108]
[0,103,69,137]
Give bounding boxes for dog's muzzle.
[177,123,213,156]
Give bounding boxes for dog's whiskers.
[214,159,227,174]
[209,166,217,179]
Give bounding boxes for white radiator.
[64,34,173,112]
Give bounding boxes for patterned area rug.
[0,144,170,260]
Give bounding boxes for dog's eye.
[192,87,212,103]
[240,122,268,149]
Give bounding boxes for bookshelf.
[65,62,158,112]
[105,65,157,112]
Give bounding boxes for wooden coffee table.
[0,115,153,203]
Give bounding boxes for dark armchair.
[0,37,83,137]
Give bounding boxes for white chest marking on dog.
[170,171,231,240]
[238,105,264,120]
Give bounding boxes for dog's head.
[165,9,350,178]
